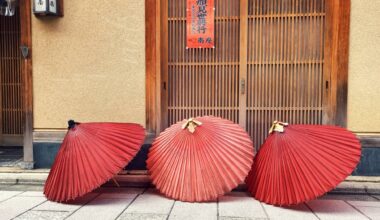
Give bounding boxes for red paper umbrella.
[147,116,254,202]
[246,121,361,206]
[44,120,145,202]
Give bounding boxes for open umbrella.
[44,120,145,202]
[246,121,361,206]
[147,116,254,202]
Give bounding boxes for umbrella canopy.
[246,121,361,206]
[147,116,254,202]
[44,120,145,202]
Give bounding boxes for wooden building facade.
[0,0,379,174]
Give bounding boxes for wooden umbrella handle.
[112,177,120,187]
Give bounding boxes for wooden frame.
[323,0,350,127]
[159,0,168,132]
[145,0,167,135]
[145,0,157,135]
[146,0,351,134]
[238,0,248,129]
[20,0,34,168]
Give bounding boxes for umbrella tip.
[269,121,289,134]
[182,118,202,133]
[68,120,77,129]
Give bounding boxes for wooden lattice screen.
[246,0,326,149]
[165,0,328,150]
[0,9,24,141]
[167,0,241,125]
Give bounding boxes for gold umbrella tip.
[182,118,202,133]
[269,121,289,134]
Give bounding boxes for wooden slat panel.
[0,8,24,137]
[164,0,329,151]
[167,0,240,125]
[246,0,326,150]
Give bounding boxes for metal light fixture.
[0,0,18,16]
[33,0,60,16]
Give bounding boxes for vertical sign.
[186,0,215,48]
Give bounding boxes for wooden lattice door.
[0,9,24,146]
[166,0,241,126]
[162,0,331,149]
[245,0,327,149]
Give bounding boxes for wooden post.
[334,0,350,127]
[323,0,350,127]
[159,0,168,132]
[20,0,34,169]
[146,0,157,135]
[239,0,248,129]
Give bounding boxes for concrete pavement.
[0,185,379,220]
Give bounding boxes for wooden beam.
[159,0,168,132]
[323,0,336,125]
[154,0,162,135]
[323,0,350,127]
[145,0,157,134]
[335,0,350,127]
[20,0,34,169]
[238,0,248,129]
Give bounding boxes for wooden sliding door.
[152,0,349,149]
[0,9,24,146]
[166,0,241,126]
[246,0,327,148]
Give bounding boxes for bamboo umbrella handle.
[112,177,120,187]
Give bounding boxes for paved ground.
[0,185,379,220]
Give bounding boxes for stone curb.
[0,173,48,185]
[0,170,379,194]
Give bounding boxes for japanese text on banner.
[186,0,215,48]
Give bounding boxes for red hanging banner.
[186,0,215,49]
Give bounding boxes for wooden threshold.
[0,135,23,146]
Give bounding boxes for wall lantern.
[0,0,18,16]
[33,0,63,17]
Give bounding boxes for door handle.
[240,79,245,95]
